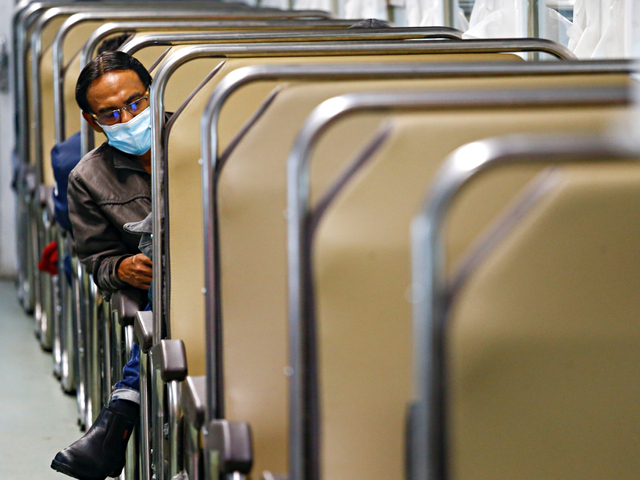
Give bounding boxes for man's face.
[83,69,147,134]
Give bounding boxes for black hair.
[96,32,133,55]
[75,51,151,114]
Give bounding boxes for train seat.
[165,52,534,476]
[164,51,524,377]
[168,67,631,477]
[308,104,632,479]
[446,162,640,479]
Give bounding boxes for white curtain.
[294,0,333,11]
[343,0,387,19]
[545,7,572,47]
[568,0,639,58]
[259,0,290,8]
[463,0,527,39]
[404,0,469,30]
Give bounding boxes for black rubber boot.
[51,400,138,480]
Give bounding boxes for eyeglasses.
[93,92,149,126]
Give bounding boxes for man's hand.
[117,254,152,289]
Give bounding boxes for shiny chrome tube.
[79,18,355,155]
[284,86,631,480]
[123,325,138,480]
[101,295,113,407]
[167,380,183,479]
[53,228,65,379]
[150,35,581,426]
[410,132,640,480]
[59,233,77,393]
[38,6,268,174]
[150,353,166,480]
[87,274,101,426]
[139,348,152,480]
[53,7,334,147]
[198,59,632,480]
[74,257,87,427]
[38,206,55,351]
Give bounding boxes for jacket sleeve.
[67,171,131,294]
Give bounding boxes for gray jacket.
[67,141,151,294]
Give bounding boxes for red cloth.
[38,240,59,275]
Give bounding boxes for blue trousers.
[113,298,151,395]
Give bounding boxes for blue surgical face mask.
[99,107,151,155]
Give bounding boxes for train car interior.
[0,0,638,479]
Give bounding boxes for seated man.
[52,33,133,236]
[51,51,154,480]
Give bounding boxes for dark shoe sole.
[50,458,106,480]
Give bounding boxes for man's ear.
[82,111,104,134]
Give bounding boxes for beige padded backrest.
[449,163,640,479]
[312,106,631,479]
[165,51,522,382]
[181,75,630,476]
[40,22,101,186]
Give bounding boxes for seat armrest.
[151,339,188,382]
[134,311,154,353]
[113,288,147,326]
[182,375,206,429]
[206,419,253,475]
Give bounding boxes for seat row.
[12,2,640,480]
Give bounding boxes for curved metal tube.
[148,34,512,372]
[79,18,358,155]
[139,348,152,480]
[53,8,334,146]
[125,26,462,51]
[411,132,640,480]
[14,2,79,166]
[284,85,631,480]
[167,380,183,479]
[164,33,576,419]
[27,3,155,170]
[199,58,632,478]
[144,37,578,480]
[81,18,355,69]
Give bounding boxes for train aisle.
[0,280,81,478]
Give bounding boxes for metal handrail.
[199,57,628,478]
[124,26,462,51]
[50,9,337,147]
[81,19,355,70]
[145,36,579,425]
[30,7,302,184]
[284,86,632,480]
[75,24,461,152]
[411,131,640,480]
[78,19,363,155]
[16,1,213,166]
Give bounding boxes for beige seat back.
[169,63,630,475]
[165,51,522,372]
[447,162,640,479]
[165,51,536,475]
[310,106,632,479]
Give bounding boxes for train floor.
[0,279,81,479]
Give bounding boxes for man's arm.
[68,172,135,293]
